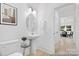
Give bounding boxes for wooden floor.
[32,49,49,56]
[31,49,78,56]
[55,37,76,55]
[31,37,77,56]
[29,37,77,56]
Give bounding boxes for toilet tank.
[0,40,19,56]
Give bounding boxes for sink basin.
[27,33,40,40]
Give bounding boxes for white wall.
[0,3,28,53]
[75,4,79,54]
[0,3,28,41]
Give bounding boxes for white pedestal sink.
[27,33,40,55]
[27,33,40,40]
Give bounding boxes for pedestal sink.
[27,33,40,55]
[27,33,40,40]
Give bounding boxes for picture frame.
[0,3,17,25]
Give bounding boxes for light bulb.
[29,8,32,12]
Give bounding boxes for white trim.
[0,40,18,45]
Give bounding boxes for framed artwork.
[0,3,17,25]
